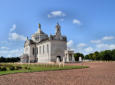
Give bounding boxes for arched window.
[33,48,34,55]
[39,46,41,54]
[47,44,49,54]
[43,45,44,54]
[36,47,38,54]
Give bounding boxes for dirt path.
[0,62,115,85]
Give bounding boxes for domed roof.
[36,28,46,35]
[31,24,48,42]
[32,24,48,36]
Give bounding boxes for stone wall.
[37,41,51,63]
[50,40,67,62]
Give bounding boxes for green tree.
[111,49,115,60]
[85,49,114,61]
[104,50,112,61]
[74,53,84,61]
[0,56,20,63]
[93,51,100,60]
[84,55,90,59]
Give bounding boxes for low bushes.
[24,67,31,70]
[15,66,22,70]
[9,66,15,70]
[0,63,89,76]
[0,64,23,71]
[9,66,22,70]
[0,63,88,76]
[0,66,7,71]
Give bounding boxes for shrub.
[0,64,3,66]
[24,66,31,70]
[0,67,2,71]
[24,67,27,69]
[0,66,7,71]
[9,66,15,70]
[15,66,22,70]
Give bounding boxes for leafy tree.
[0,56,20,63]
[103,50,112,61]
[0,56,5,62]
[88,53,93,60]
[84,55,90,59]
[74,53,84,61]
[93,51,100,60]
[111,49,115,60]
[84,49,115,61]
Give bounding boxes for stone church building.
[20,23,75,63]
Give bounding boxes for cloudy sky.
[0,0,115,57]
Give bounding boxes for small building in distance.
[20,23,75,63]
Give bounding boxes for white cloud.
[48,11,66,18]
[96,43,115,50]
[0,48,24,57]
[67,36,115,54]
[67,41,91,54]
[102,36,114,40]
[91,36,115,44]
[68,36,115,55]
[77,43,87,48]
[10,24,16,32]
[96,43,108,49]
[90,40,101,44]
[60,18,64,22]
[0,46,9,50]
[67,40,74,47]
[67,40,77,51]
[73,19,81,25]
[0,41,8,44]
[9,24,26,41]
[84,47,93,53]
[0,24,26,57]
[109,44,115,49]
[67,41,92,54]
[9,32,26,41]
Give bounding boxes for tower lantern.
[38,23,42,33]
[38,23,41,29]
[56,22,61,36]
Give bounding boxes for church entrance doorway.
[69,54,72,61]
[56,56,62,62]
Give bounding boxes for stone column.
[72,54,75,62]
[28,56,30,63]
[79,57,82,62]
[66,53,69,62]
[57,57,60,63]
[63,57,65,63]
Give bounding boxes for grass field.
[0,63,88,75]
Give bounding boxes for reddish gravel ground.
[0,62,115,85]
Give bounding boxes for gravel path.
[0,62,115,85]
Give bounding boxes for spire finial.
[56,22,60,29]
[37,23,42,33]
[26,36,28,40]
[38,23,41,29]
[55,22,61,35]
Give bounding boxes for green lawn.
[0,63,88,75]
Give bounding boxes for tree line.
[74,49,115,61]
[0,56,20,63]
[0,49,115,63]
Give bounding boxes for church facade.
[20,23,75,63]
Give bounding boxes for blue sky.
[0,0,115,57]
